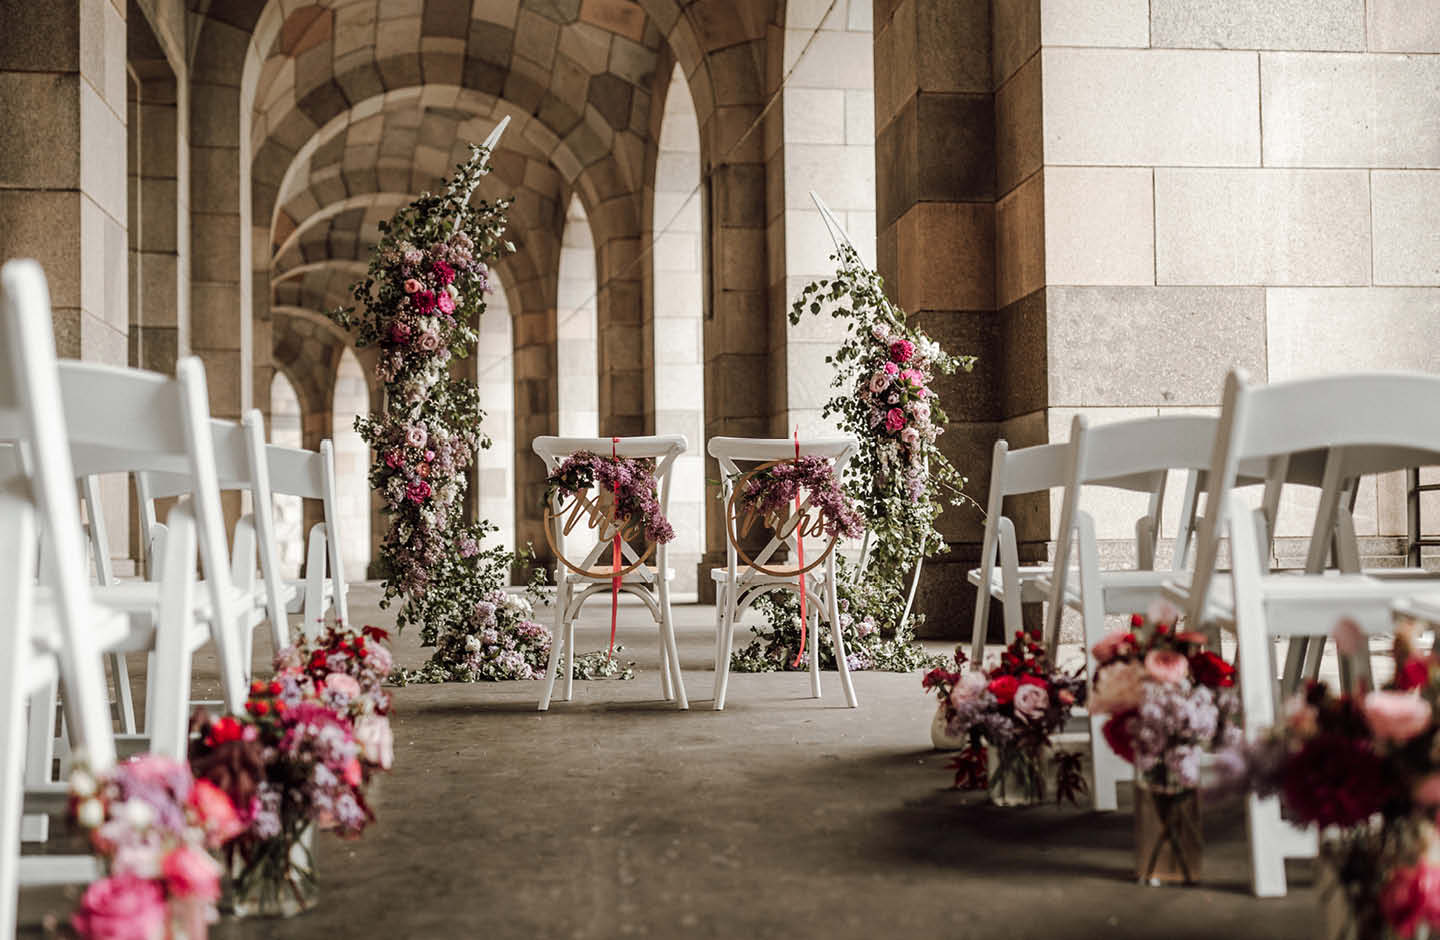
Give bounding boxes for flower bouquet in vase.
[935,631,1087,806]
[67,754,243,939]
[190,625,392,918]
[1089,605,1241,886]
[1221,620,1440,938]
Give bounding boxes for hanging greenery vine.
[730,244,976,673]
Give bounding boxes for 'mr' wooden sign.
[543,486,655,576]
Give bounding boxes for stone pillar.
[873,0,1027,640]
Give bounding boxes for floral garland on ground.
[332,143,556,683]
[731,244,974,673]
[544,451,676,545]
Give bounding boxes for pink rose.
[883,361,899,376]
[900,427,919,445]
[162,844,221,902]
[355,715,394,770]
[910,401,931,421]
[188,779,243,848]
[72,874,167,940]
[889,338,914,363]
[1363,691,1432,743]
[389,322,412,344]
[1012,683,1049,721]
[900,368,924,386]
[403,278,422,294]
[405,425,427,448]
[406,480,432,503]
[417,329,441,352]
[366,643,393,675]
[325,672,361,699]
[1143,649,1189,685]
[948,671,989,709]
[436,291,456,315]
[868,373,888,394]
[885,408,906,432]
[1091,628,1131,664]
[871,322,890,341]
[1090,661,1146,714]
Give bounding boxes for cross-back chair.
[533,434,690,711]
[708,436,860,711]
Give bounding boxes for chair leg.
[658,579,688,710]
[827,583,858,708]
[23,678,55,789]
[714,590,735,710]
[659,630,674,701]
[808,595,822,700]
[539,579,567,712]
[107,650,137,735]
[563,608,576,703]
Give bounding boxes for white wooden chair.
[1172,369,1440,897]
[534,435,689,711]
[708,436,859,710]
[966,439,1070,669]
[265,439,349,639]
[134,410,297,656]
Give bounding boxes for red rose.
[1396,658,1430,692]
[1189,650,1236,689]
[988,675,1020,704]
[205,715,244,746]
[1102,710,1137,764]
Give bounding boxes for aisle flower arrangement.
[67,755,238,939]
[331,141,524,683]
[924,631,1087,806]
[1221,621,1440,936]
[735,244,974,673]
[1090,604,1241,884]
[186,626,394,917]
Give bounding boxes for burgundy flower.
[889,338,914,363]
[1102,710,1137,763]
[413,290,438,314]
[1189,650,1236,688]
[432,260,456,285]
[406,480,432,504]
[1281,732,1394,827]
[389,322,412,344]
[1396,657,1431,691]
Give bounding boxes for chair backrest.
[706,436,857,580]
[1188,369,1440,623]
[534,434,686,574]
[266,438,346,624]
[0,260,117,767]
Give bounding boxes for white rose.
[69,769,96,798]
[76,798,104,829]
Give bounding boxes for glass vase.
[987,742,1048,807]
[224,823,319,918]
[930,704,967,750]
[1134,781,1203,885]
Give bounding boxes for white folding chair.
[966,439,1070,669]
[265,439,349,639]
[534,435,689,711]
[708,436,859,711]
[1174,368,1440,897]
[134,410,296,657]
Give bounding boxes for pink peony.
[1143,649,1189,685]
[405,425,427,448]
[389,322,412,345]
[885,408,906,432]
[1364,691,1433,743]
[889,338,914,363]
[883,361,899,376]
[188,779,243,848]
[1090,661,1147,714]
[71,874,167,940]
[1012,683,1049,721]
[406,480,432,504]
[161,843,221,903]
[325,672,361,699]
[355,715,394,770]
[403,278,422,294]
[436,291,456,315]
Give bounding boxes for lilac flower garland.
[735,455,864,541]
[544,451,676,545]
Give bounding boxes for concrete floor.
[21,583,1319,938]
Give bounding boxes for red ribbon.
[609,437,621,661]
[792,427,807,669]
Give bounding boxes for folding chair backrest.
[706,436,857,578]
[0,260,117,767]
[1189,369,1440,623]
[266,439,347,625]
[534,434,687,572]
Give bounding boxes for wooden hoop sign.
[724,460,839,577]
[543,486,656,577]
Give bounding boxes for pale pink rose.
[403,278,422,294]
[417,330,441,352]
[1144,648,1189,685]
[366,643,393,675]
[405,425,427,448]
[1012,683,1049,721]
[71,874,166,940]
[1364,691,1433,743]
[1332,617,1366,657]
[1090,661,1147,714]
[948,671,989,709]
[900,427,919,445]
[355,714,394,770]
[910,401,931,421]
[325,672,361,699]
[1091,628,1131,665]
[161,843,221,903]
[868,373,888,394]
[871,322,890,341]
